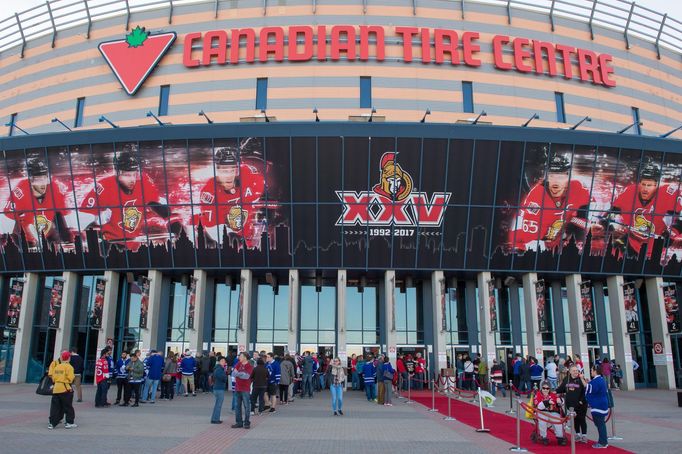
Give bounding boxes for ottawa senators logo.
[633,213,654,236]
[227,205,247,231]
[545,219,564,241]
[372,152,413,202]
[123,206,142,232]
[34,214,52,234]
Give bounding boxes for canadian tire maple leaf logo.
[99,26,176,96]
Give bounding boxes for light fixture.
[617,121,643,134]
[5,121,29,135]
[503,276,516,287]
[260,109,270,123]
[198,110,213,124]
[313,107,320,122]
[420,108,431,123]
[359,275,367,293]
[146,111,165,126]
[315,275,323,292]
[368,106,377,123]
[98,115,119,128]
[522,113,539,127]
[569,116,591,130]
[471,110,487,124]
[661,125,682,138]
[51,117,72,131]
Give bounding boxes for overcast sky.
[3,0,682,32]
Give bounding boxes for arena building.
[0,0,680,390]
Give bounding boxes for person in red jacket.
[534,380,566,446]
[95,348,111,408]
[396,354,407,392]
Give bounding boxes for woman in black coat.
[555,364,589,443]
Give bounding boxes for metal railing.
[0,0,681,60]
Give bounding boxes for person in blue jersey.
[114,351,130,406]
[362,355,377,402]
[585,364,610,449]
[266,353,281,413]
[141,350,164,403]
[180,350,197,396]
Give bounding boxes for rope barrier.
[511,384,533,396]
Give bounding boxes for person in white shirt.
[545,358,559,389]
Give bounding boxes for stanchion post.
[475,386,490,433]
[405,373,414,404]
[443,384,456,421]
[428,379,438,412]
[568,407,576,454]
[607,409,623,441]
[509,399,528,452]
[506,380,515,414]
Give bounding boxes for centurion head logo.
[335,152,451,232]
[99,26,176,96]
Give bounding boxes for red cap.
[60,351,71,361]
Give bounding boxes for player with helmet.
[597,161,682,259]
[0,157,77,250]
[509,153,592,252]
[193,146,266,249]
[78,145,182,251]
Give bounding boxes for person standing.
[512,354,522,391]
[125,352,145,407]
[601,356,613,389]
[301,351,315,398]
[160,352,177,400]
[329,357,346,415]
[266,353,280,413]
[231,353,254,429]
[200,351,212,393]
[350,354,359,390]
[376,354,385,405]
[477,357,488,389]
[462,355,474,390]
[545,356,558,389]
[279,354,294,405]
[356,355,366,392]
[530,358,544,390]
[382,356,395,407]
[520,357,532,393]
[211,356,227,424]
[69,348,84,403]
[490,359,506,397]
[48,351,77,429]
[181,350,197,396]
[115,351,130,405]
[396,354,407,393]
[585,364,610,449]
[104,347,115,405]
[95,349,111,408]
[250,358,269,415]
[362,355,377,402]
[142,350,163,403]
[556,365,588,443]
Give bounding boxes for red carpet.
[409,390,631,453]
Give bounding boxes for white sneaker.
[47,424,54,430]
[64,423,77,429]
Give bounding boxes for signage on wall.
[90,278,107,330]
[5,279,25,329]
[535,280,549,333]
[663,284,681,334]
[580,281,596,334]
[623,282,640,334]
[47,278,64,329]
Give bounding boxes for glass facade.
[445,283,468,345]
[346,285,378,345]
[255,284,288,351]
[394,286,423,344]
[27,276,58,382]
[114,277,143,355]
[70,275,104,381]
[167,280,190,353]
[300,284,336,347]
[212,281,240,355]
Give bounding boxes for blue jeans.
[211,389,225,422]
[302,374,313,397]
[592,412,608,445]
[231,389,237,410]
[143,379,159,402]
[547,377,558,389]
[351,371,359,389]
[319,374,325,390]
[235,391,251,426]
[364,382,376,400]
[175,378,184,395]
[330,384,343,411]
[95,381,108,406]
[491,382,506,397]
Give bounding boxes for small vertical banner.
[6,279,25,329]
[390,275,396,332]
[440,279,447,332]
[580,281,596,334]
[488,280,498,332]
[139,276,150,329]
[90,277,106,329]
[663,284,681,334]
[187,276,197,330]
[623,281,639,334]
[48,279,65,329]
[535,279,549,333]
[237,276,245,331]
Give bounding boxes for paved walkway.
[0,383,679,453]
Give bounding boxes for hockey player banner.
[623,282,639,334]
[535,280,549,333]
[6,279,24,329]
[663,284,681,334]
[580,281,596,334]
[237,275,245,330]
[139,276,150,329]
[187,276,197,330]
[47,279,64,329]
[90,277,106,329]
[440,278,447,332]
[488,280,498,332]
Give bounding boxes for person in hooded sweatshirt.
[48,351,77,429]
[362,355,377,402]
[556,364,588,443]
[585,364,610,449]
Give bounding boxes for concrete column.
[522,273,543,361]
[593,282,610,351]
[139,270,163,352]
[52,272,79,357]
[645,277,676,389]
[384,270,396,357]
[430,271,448,373]
[337,270,347,363]
[551,281,567,353]
[96,271,120,353]
[476,272,496,365]
[236,269,253,354]
[187,270,208,353]
[566,274,589,365]
[508,280,523,353]
[606,275,635,391]
[287,270,299,354]
[10,273,40,383]
[465,280,479,353]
